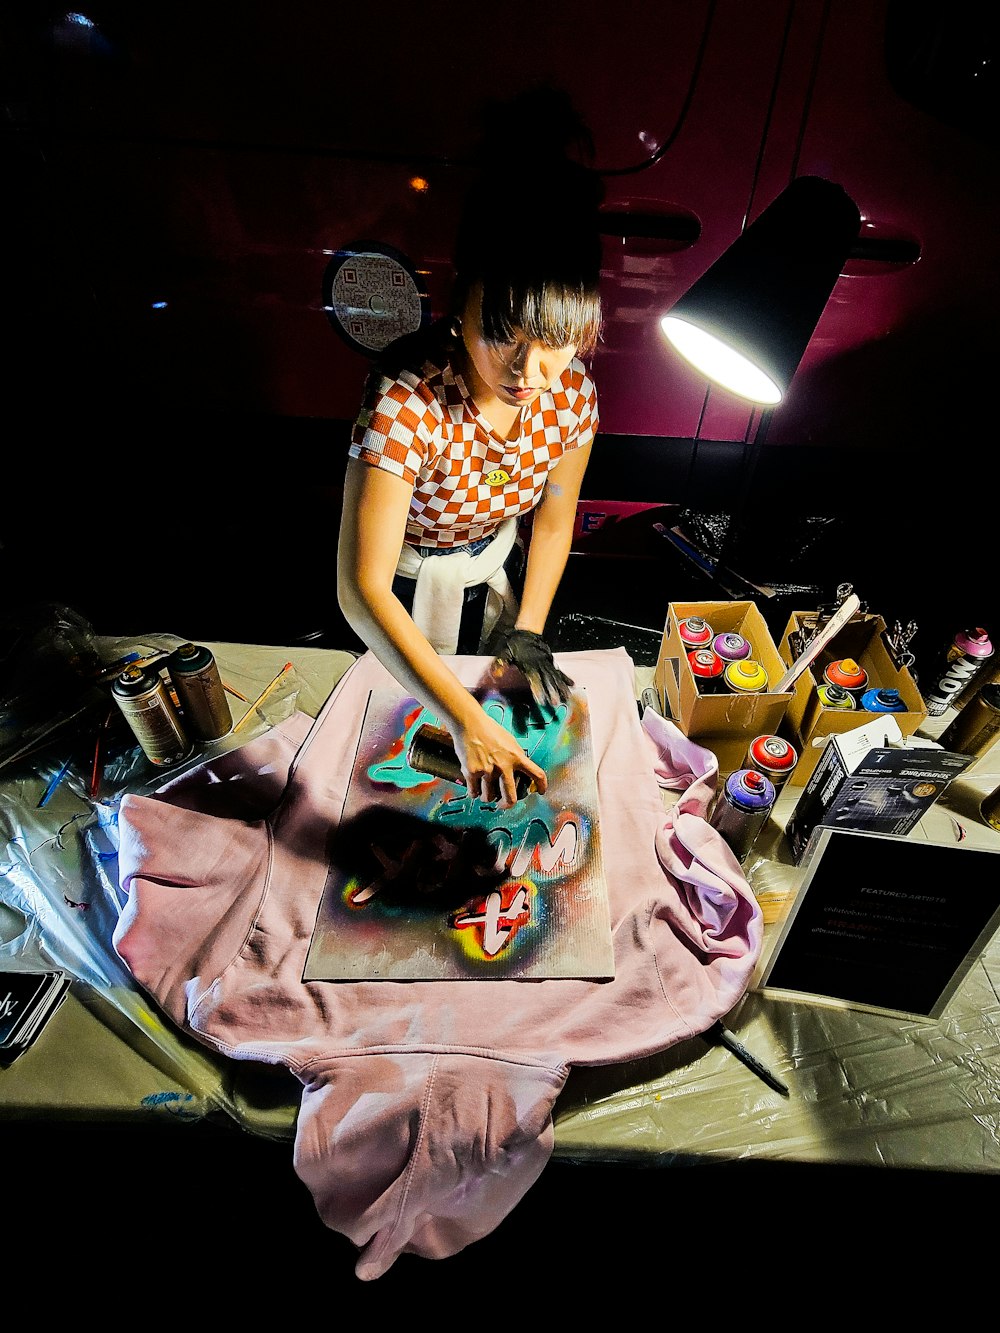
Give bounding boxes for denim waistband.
[413,531,496,559]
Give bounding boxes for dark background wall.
[3,421,986,691]
[3,1,995,697]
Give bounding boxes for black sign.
[756,829,1000,1018]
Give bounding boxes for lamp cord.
[717,408,771,575]
[743,0,797,228]
[788,0,834,184]
[596,0,719,177]
[743,0,833,226]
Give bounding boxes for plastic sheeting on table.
[3,637,999,1177]
[1,633,357,1131]
[553,701,1000,1173]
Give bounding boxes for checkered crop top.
[349,349,599,549]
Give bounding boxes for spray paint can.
[923,626,994,717]
[723,658,769,695]
[823,658,868,699]
[938,683,1000,761]
[168,642,232,742]
[408,722,535,800]
[710,768,776,863]
[111,665,192,766]
[860,687,907,714]
[640,685,663,716]
[981,783,1000,833]
[688,648,725,692]
[952,658,1000,711]
[816,683,856,710]
[742,734,798,792]
[678,616,714,651]
[712,632,752,665]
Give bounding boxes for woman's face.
[460,284,577,411]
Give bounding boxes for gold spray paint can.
[953,658,1000,711]
[168,642,232,741]
[111,666,192,766]
[407,722,535,800]
[939,684,1000,761]
[980,783,1000,833]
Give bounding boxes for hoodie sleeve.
[641,708,764,1007]
[113,794,273,1026]
[112,712,312,1025]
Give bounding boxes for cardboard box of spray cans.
[777,610,926,787]
[654,601,795,776]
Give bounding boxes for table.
[3,635,999,1177]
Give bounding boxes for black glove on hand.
[491,630,574,711]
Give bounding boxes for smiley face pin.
[484,469,511,487]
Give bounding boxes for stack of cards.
[0,970,71,1065]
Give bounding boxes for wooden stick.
[773,594,861,694]
[232,662,293,732]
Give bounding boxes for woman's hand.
[490,628,574,712]
[452,705,548,808]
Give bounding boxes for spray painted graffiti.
[303,688,614,982]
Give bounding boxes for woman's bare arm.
[515,439,593,634]
[337,459,547,805]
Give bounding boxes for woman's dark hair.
[451,86,605,357]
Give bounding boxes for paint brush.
[37,757,73,808]
[88,706,115,799]
[232,662,293,732]
[94,649,172,682]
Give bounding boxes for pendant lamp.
[660,176,862,405]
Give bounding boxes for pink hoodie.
[113,648,761,1279]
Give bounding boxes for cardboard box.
[778,610,926,786]
[785,716,972,862]
[654,601,794,775]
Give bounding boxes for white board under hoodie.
[113,647,763,1280]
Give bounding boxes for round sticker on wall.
[323,242,429,355]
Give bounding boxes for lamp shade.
[661,176,862,404]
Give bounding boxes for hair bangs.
[480,278,602,357]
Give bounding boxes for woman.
[338,89,603,808]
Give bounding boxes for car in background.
[4,1,996,649]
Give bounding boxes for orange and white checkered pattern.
[349,355,598,548]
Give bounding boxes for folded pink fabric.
[114,648,761,1279]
